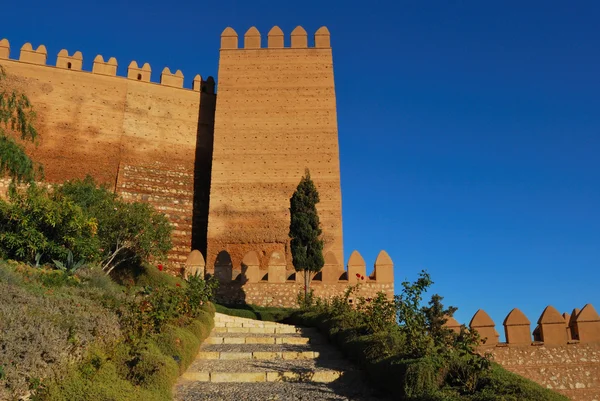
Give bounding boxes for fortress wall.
[1,59,126,185]
[0,44,216,263]
[217,281,394,308]
[185,248,394,307]
[450,305,600,401]
[207,26,343,272]
[491,343,600,401]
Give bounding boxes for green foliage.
[0,184,99,265]
[0,260,217,400]
[215,303,296,322]
[121,273,218,339]
[0,65,42,183]
[0,263,121,399]
[53,249,86,275]
[288,169,325,286]
[57,176,173,274]
[287,271,566,401]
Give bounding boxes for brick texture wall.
[490,343,600,400]
[0,53,215,264]
[207,27,343,273]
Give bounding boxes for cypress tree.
[0,65,41,183]
[289,168,325,296]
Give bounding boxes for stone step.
[205,335,319,345]
[181,358,348,383]
[197,350,320,360]
[214,321,288,328]
[213,326,310,334]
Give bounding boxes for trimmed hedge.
[215,303,294,322]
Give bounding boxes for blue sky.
[2,1,599,337]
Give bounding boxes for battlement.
[185,248,394,285]
[0,38,213,93]
[220,26,331,50]
[184,248,394,307]
[447,304,600,347]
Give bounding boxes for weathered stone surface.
[207,28,344,273]
[489,342,600,401]
[0,56,215,266]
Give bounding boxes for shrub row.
[287,272,568,401]
[291,311,567,401]
[215,303,295,322]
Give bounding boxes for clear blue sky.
[2,1,599,337]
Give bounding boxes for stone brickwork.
[452,304,600,400]
[491,343,600,401]
[207,26,343,272]
[0,41,216,264]
[217,281,394,308]
[186,248,394,307]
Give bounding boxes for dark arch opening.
[67,62,72,69]
[214,250,233,283]
[137,73,142,81]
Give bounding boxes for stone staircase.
[173,312,388,400]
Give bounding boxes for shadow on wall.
[191,77,216,257]
[183,248,395,307]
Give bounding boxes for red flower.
[361,275,365,280]
[356,273,361,278]
[176,283,181,287]
[158,264,163,271]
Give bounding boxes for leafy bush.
[0,184,99,265]
[57,176,172,274]
[288,271,568,400]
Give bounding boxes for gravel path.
[185,357,354,373]
[174,379,390,401]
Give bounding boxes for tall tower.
[206,26,343,275]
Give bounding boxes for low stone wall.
[489,342,600,401]
[216,280,394,307]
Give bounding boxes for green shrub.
[57,176,172,274]
[289,270,568,401]
[154,325,201,374]
[0,184,99,265]
[215,303,295,322]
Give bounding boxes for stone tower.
[206,26,344,275]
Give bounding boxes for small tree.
[289,169,324,297]
[0,65,42,183]
[58,176,173,274]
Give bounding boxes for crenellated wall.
[184,248,395,307]
[447,305,600,400]
[207,26,343,273]
[0,39,216,263]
